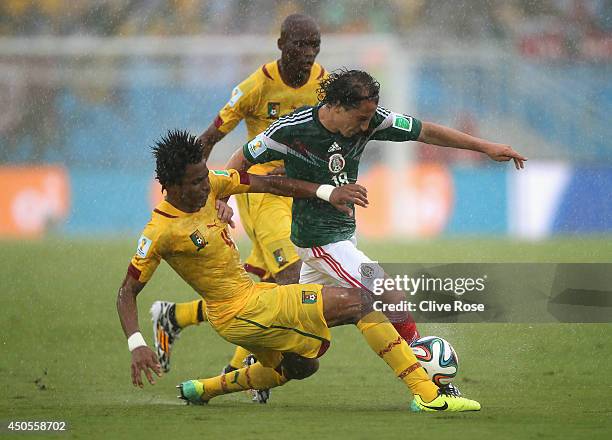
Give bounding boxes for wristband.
[127,332,147,352]
[316,184,335,202]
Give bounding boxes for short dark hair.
[152,129,204,190]
[280,14,318,40]
[317,68,380,108]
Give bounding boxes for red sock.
[392,316,419,344]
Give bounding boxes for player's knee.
[322,287,372,326]
[359,289,375,317]
[281,353,319,380]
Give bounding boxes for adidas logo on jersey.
[328,142,341,153]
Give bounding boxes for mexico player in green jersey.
[227,69,526,350]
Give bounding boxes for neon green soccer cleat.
[176,380,208,405]
[410,390,481,412]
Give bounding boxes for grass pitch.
[1,237,611,439]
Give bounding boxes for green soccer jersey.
[242,105,422,248]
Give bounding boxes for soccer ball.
[410,336,459,386]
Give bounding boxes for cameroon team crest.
[301,290,318,304]
[267,102,280,119]
[328,153,345,173]
[189,229,207,251]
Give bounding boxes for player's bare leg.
[278,351,319,379]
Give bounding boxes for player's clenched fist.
[215,199,235,228]
[131,346,162,388]
[329,184,368,217]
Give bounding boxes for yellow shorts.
[215,283,331,368]
[236,193,300,279]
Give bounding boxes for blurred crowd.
[0,0,610,40]
[1,0,610,166]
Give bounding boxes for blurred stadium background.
[1,0,611,241]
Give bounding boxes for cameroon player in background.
[202,13,324,284]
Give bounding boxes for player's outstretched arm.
[198,123,227,160]
[116,273,162,387]
[418,121,527,170]
[248,174,368,217]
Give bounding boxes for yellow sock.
[174,300,206,328]
[228,346,252,369]
[357,311,438,402]
[199,361,288,400]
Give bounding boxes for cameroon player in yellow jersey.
[150,14,327,385]
[116,129,481,412]
[204,13,324,286]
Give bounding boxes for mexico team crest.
[328,153,346,173]
[267,102,280,119]
[189,229,207,251]
[359,263,375,279]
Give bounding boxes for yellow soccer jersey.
[214,60,326,175]
[129,169,255,325]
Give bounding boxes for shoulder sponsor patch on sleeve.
[247,134,268,158]
[212,170,230,177]
[228,86,243,107]
[392,114,413,132]
[136,235,153,258]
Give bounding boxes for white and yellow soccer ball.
[410,336,459,386]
